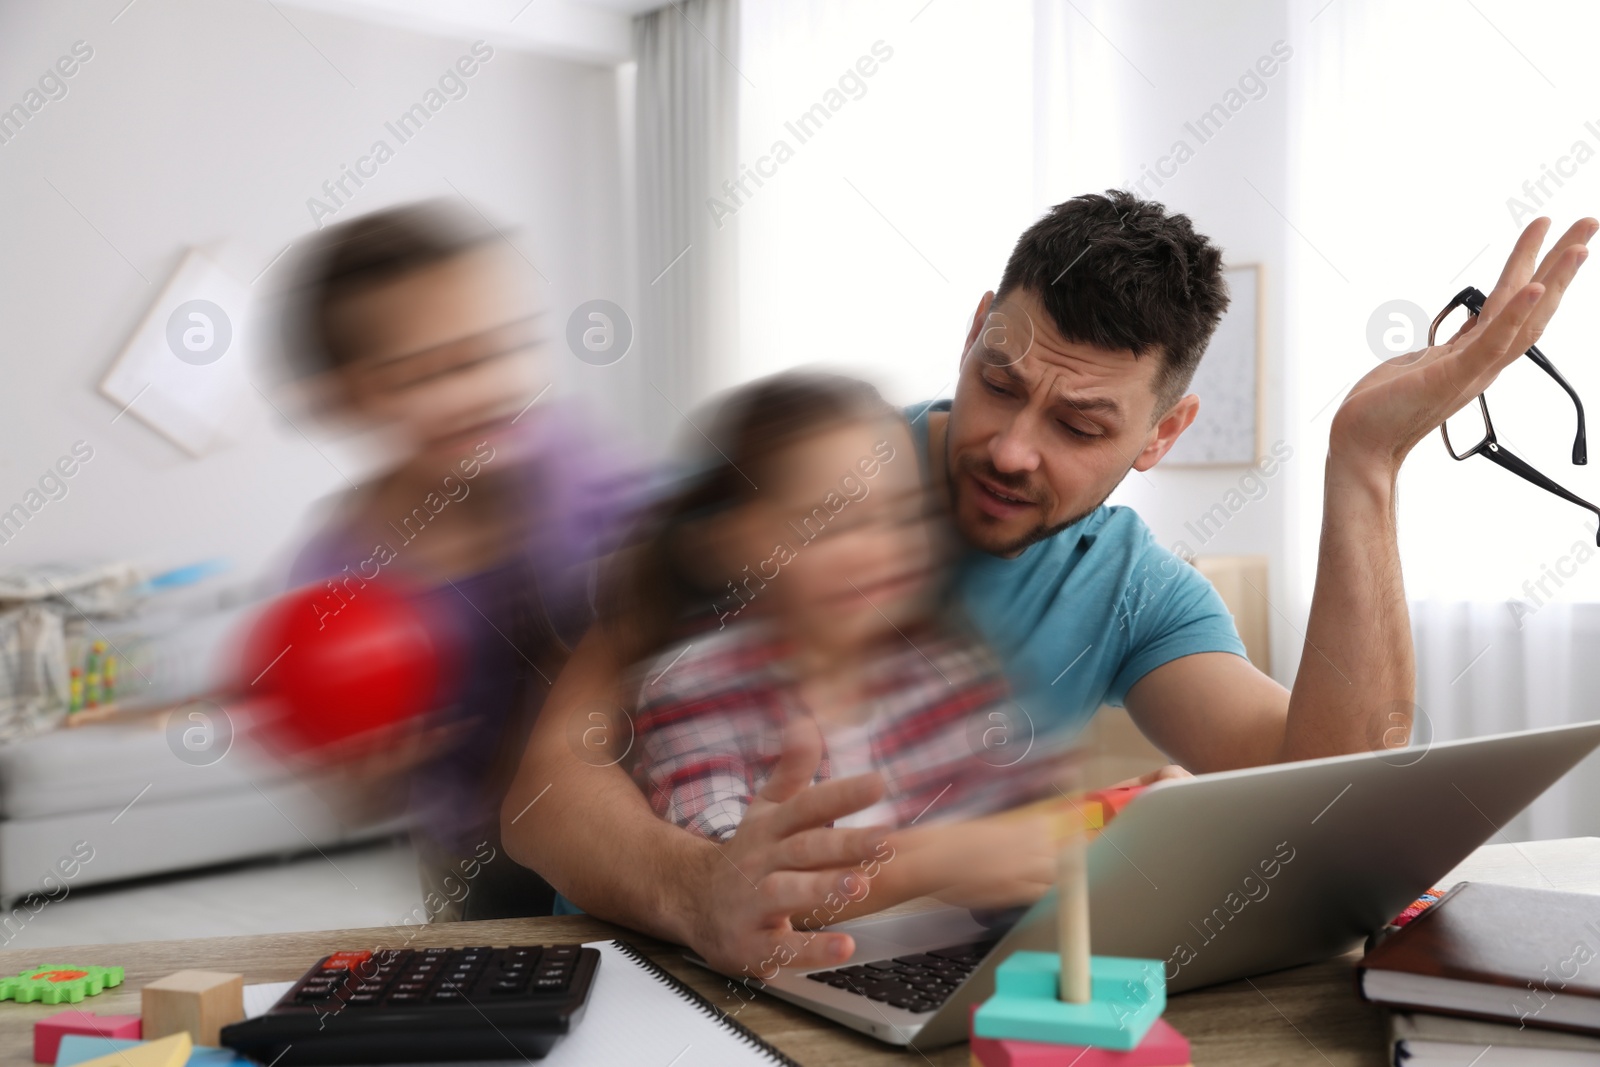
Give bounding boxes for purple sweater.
[288,407,650,854]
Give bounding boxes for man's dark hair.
[995,189,1229,412]
[281,199,496,377]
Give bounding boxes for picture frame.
[99,249,254,457]
[1164,263,1264,467]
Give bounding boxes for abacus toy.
[969,831,1190,1066]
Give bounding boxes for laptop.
[700,719,1600,1050]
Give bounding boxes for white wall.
[1080,0,1299,686]
[0,0,631,585]
[734,0,1039,406]
[729,0,1299,683]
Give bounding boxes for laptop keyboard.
[803,939,998,1014]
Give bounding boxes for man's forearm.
[1281,452,1413,761]
[499,623,715,946]
[501,747,712,946]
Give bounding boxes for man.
[501,190,1594,974]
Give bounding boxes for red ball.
[242,580,444,753]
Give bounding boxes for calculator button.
[354,982,385,993]
[532,977,568,990]
[324,951,371,969]
[388,991,422,1004]
[345,993,379,1006]
[431,990,463,1002]
[491,979,526,994]
[395,982,428,992]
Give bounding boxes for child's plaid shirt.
[630,621,1067,842]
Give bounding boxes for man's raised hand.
[1331,216,1596,479]
[684,716,889,978]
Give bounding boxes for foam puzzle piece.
[970,1005,1192,1065]
[973,951,1165,1050]
[56,1034,248,1067]
[0,967,124,1005]
[33,1010,140,1063]
[60,1032,190,1067]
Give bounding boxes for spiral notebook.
[541,940,796,1066]
[236,940,795,1066]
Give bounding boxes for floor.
[2,836,426,951]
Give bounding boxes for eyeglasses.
[1433,285,1599,541]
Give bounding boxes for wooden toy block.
[998,797,1096,843]
[1083,785,1144,820]
[33,1010,140,1063]
[66,1031,191,1067]
[141,969,243,1046]
[969,1006,1191,1065]
[973,951,1165,1050]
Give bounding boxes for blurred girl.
[611,373,1069,913]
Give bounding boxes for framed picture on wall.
[1164,263,1264,466]
[99,250,254,457]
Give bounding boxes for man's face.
[943,287,1198,557]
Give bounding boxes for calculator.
[219,944,600,1064]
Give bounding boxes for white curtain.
[732,0,1036,406]
[1288,0,1600,839]
[633,0,742,445]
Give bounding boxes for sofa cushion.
[0,705,288,820]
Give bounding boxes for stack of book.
[1358,882,1600,1065]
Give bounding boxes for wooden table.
[3,838,1596,1066]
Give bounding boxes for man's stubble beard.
[944,443,1119,558]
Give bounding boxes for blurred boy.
[278,201,644,918]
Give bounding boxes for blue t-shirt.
[909,401,1247,737]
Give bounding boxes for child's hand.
[277,715,467,827]
[1109,764,1191,788]
[893,812,1059,910]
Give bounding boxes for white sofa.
[0,705,397,907]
